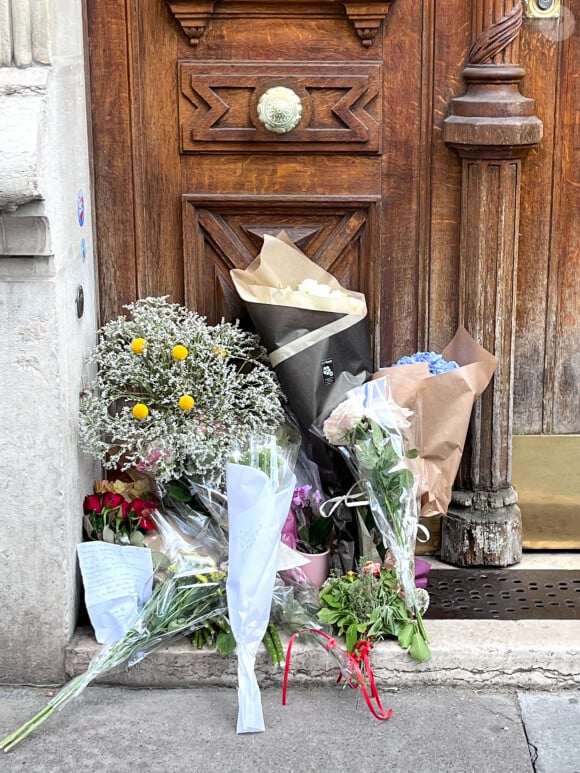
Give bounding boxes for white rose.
[298,279,332,297]
[323,397,365,444]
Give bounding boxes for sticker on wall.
[77,190,85,227]
[80,237,87,262]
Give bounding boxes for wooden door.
[87,1,397,361]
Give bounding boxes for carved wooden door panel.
[182,195,380,327]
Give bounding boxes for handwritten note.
[77,542,153,644]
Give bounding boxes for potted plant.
[291,484,334,586]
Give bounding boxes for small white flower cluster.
[297,278,349,301]
[275,279,366,315]
[79,297,285,485]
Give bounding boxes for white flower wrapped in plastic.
[226,434,298,734]
[322,379,430,661]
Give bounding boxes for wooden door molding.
[166,1,394,48]
[179,61,381,153]
[441,0,543,569]
[182,194,381,353]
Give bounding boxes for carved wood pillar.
[441,0,542,566]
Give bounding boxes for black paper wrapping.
[246,303,372,433]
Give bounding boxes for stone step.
[65,553,580,691]
[65,618,580,692]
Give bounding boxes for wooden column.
[441,0,542,566]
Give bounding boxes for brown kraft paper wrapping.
[374,326,498,519]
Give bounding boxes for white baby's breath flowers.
[79,297,285,485]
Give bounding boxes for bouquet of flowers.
[79,296,285,486]
[322,379,427,647]
[376,326,498,517]
[283,450,332,557]
[318,560,430,662]
[83,479,157,546]
[226,433,298,734]
[231,232,374,571]
[1,506,228,752]
[230,232,372,433]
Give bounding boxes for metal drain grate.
[424,570,580,620]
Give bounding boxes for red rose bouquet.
[83,480,157,546]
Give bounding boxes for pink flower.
[362,561,382,578]
[130,498,147,516]
[102,492,124,510]
[292,485,312,507]
[139,515,156,531]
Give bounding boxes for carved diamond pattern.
[241,225,325,252]
[182,196,379,325]
[179,63,381,153]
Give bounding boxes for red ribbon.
[282,629,393,722]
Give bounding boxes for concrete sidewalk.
[4,684,576,773]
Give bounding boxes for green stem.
[1,705,54,750]
[415,608,429,643]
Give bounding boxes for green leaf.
[308,516,334,549]
[319,593,341,609]
[102,526,115,543]
[129,531,145,547]
[151,551,170,572]
[346,623,359,653]
[337,614,353,630]
[166,481,192,502]
[371,420,384,452]
[317,608,342,625]
[355,442,379,469]
[216,631,237,656]
[409,632,431,663]
[397,623,415,650]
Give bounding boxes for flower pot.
[297,549,331,587]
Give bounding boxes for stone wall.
[0,0,98,683]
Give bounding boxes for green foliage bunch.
[318,561,430,662]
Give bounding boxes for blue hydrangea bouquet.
[375,326,497,518]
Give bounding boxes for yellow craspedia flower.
[132,403,149,420]
[211,345,227,358]
[172,344,188,360]
[178,394,195,411]
[131,337,146,354]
